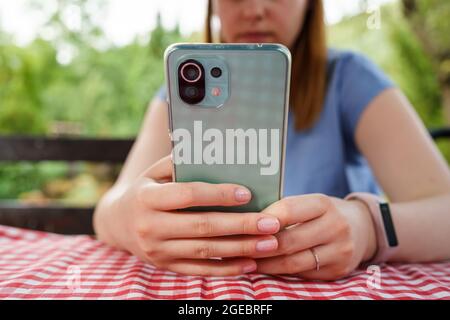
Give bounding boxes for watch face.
[380,203,399,247]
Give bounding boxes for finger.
[262,194,331,229]
[168,258,257,277]
[256,244,334,275]
[142,155,173,182]
[250,214,338,258]
[150,211,280,238]
[138,181,253,211]
[297,266,353,281]
[161,235,278,259]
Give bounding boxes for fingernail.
[256,239,278,252]
[243,263,257,274]
[257,218,280,233]
[235,188,251,202]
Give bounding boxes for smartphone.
[164,43,291,212]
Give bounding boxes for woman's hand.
[253,194,377,280]
[94,155,282,277]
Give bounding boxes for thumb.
[141,154,173,183]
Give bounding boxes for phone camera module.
[178,59,205,105]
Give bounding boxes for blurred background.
[0,0,449,208]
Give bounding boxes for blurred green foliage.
[0,0,183,201]
[0,0,448,203]
[329,2,443,126]
[402,0,450,59]
[0,6,181,137]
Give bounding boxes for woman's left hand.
[253,194,377,280]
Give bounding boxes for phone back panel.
[165,44,291,212]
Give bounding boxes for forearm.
[389,193,450,263]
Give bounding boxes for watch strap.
[345,192,399,264]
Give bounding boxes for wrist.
[345,192,400,265]
[93,197,116,245]
[94,187,126,249]
[350,199,378,262]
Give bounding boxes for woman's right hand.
[93,155,281,276]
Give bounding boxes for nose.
[241,0,268,21]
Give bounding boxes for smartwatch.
[345,192,399,264]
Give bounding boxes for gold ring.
[310,248,320,272]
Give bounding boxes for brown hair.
[204,0,327,130]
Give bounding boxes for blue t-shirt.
[156,49,394,198]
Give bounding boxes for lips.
[237,32,275,43]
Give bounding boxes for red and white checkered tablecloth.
[0,225,449,300]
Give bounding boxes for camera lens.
[181,62,202,83]
[178,60,205,105]
[184,86,199,99]
[211,67,222,78]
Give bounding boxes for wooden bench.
[0,136,134,235]
[430,127,450,140]
[0,128,449,235]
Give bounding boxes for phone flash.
[211,87,221,97]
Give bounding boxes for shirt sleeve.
[338,51,395,147]
[155,84,168,102]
